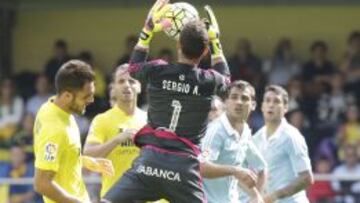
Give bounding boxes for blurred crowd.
[0,31,359,203]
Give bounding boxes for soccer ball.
[162,2,199,40]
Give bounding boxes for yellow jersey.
[86,106,146,197]
[34,100,90,203]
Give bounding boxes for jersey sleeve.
[245,140,267,172]
[212,61,230,77]
[34,126,66,172]
[86,115,107,144]
[200,123,224,162]
[128,49,168,84]
[286,132,312,173]
[211,70,230,96]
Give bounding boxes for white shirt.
[253,118,312,203]
[201,114,266,203]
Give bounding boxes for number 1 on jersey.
[169,100,182,131]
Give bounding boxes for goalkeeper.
[102,0,256,202]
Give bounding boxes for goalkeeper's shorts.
[102,145,206,203]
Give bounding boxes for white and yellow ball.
[162,2,199,40]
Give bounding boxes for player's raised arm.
[128,0,171,84]
[204,5,230,77]
[130,0,171,64]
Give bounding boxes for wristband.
[137,28,154,47]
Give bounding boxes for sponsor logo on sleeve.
[44,143,58,162]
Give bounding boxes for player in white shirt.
[201,80,266,203]
[253,85,313,203]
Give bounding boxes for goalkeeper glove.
[204,5,223,59]
[138,0,172,47]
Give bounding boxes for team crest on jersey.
[179,74,185,81]
[44,143,58,162]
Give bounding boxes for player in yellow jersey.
[84,64,147,197]
[34,60,114,203]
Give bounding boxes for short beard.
[73,107,85,116]
[70,104,85,115]
[68,96,85,115]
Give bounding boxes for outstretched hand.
[203,5,224,58]
[82,156,115,177]
[144,0,172,33]
[233,167,258,189]
[204,5,220,41]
